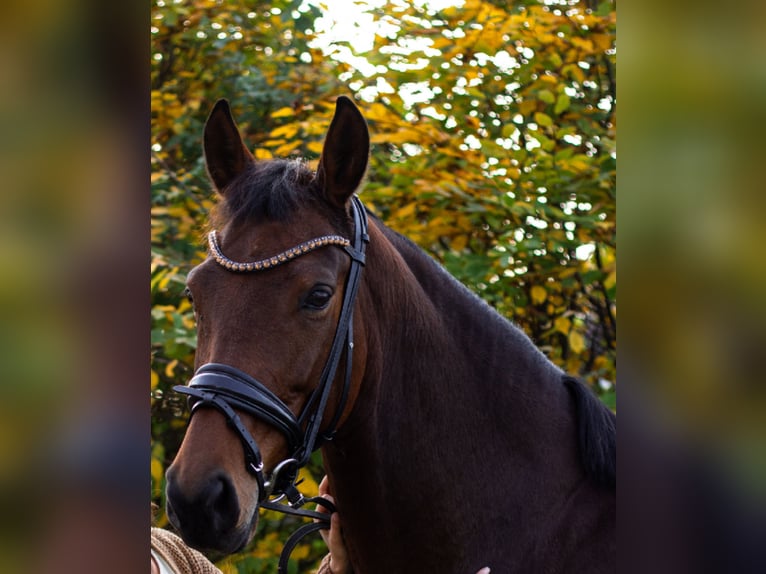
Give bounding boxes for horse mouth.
[165,474,260,555]
[166,500,258,555]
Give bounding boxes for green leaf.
[596,1,614,18]
[554,93,571,115]
[538,89,555,105]
[534,112,553,127]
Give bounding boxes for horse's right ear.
[203,99,255,194]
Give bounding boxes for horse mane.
[564,375,617,488]
[375,217,617,490]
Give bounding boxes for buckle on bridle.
[263,458,301,501]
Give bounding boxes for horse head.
[165,96,370,554]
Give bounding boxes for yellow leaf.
[554,316,571,335]
[164,359,178,378]
[151,457,163,486]
[306,141,323,154]
[297,468,318,497]
[591,33,613,52]
[519,99,537,116]
[370,129,421,145]
[593,355,610,371]
[569,331,586,354]
[270,106,295,118]
[394,202,417,219]
[270,124,299,139]
[151,369,159,390]
[530,285,547,305]
[364,102,398,123]
[571,37,595,53]
[431,36,454,50]
[451,235,468,251]
[157,273,172,291]
[275,141,301,156]
[254,148,273,160]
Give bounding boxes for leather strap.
[294,195,368,463]
[179,388,268,497]
[261,495,337,574]
[177,363,303,451]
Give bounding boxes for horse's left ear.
[315,96,370,208]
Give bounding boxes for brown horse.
[165,96,615,573]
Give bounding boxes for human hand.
[315,476,350,574]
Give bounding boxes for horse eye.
[183,287,194,303]
[303,286,333,310]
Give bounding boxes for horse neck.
[356,220,567,414]
[321,220,615,572]
[326,220,582,522]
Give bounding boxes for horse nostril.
[166,472,241,549]
[202,473,240,532]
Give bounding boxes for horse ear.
[316,96,370,208]
[203,99,255,194]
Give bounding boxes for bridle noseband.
[173,196,368,571]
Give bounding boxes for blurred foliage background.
[1,0,764,570]
[151,0,615,571]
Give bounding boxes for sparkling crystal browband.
[207,230,352,273]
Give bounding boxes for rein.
[174,195,368,573]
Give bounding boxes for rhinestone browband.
[207,230,352,273]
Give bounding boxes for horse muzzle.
[165,466,255,554]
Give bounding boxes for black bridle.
[173,195,368,572]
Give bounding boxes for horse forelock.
[209,158,351,234]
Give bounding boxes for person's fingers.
[318,475,330,496]
[314,493,334,516]
[314,478,349,572]
[328,514,346,558]
[314,493,335,547]
[328,513,350,574]
[319,526,330,548]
